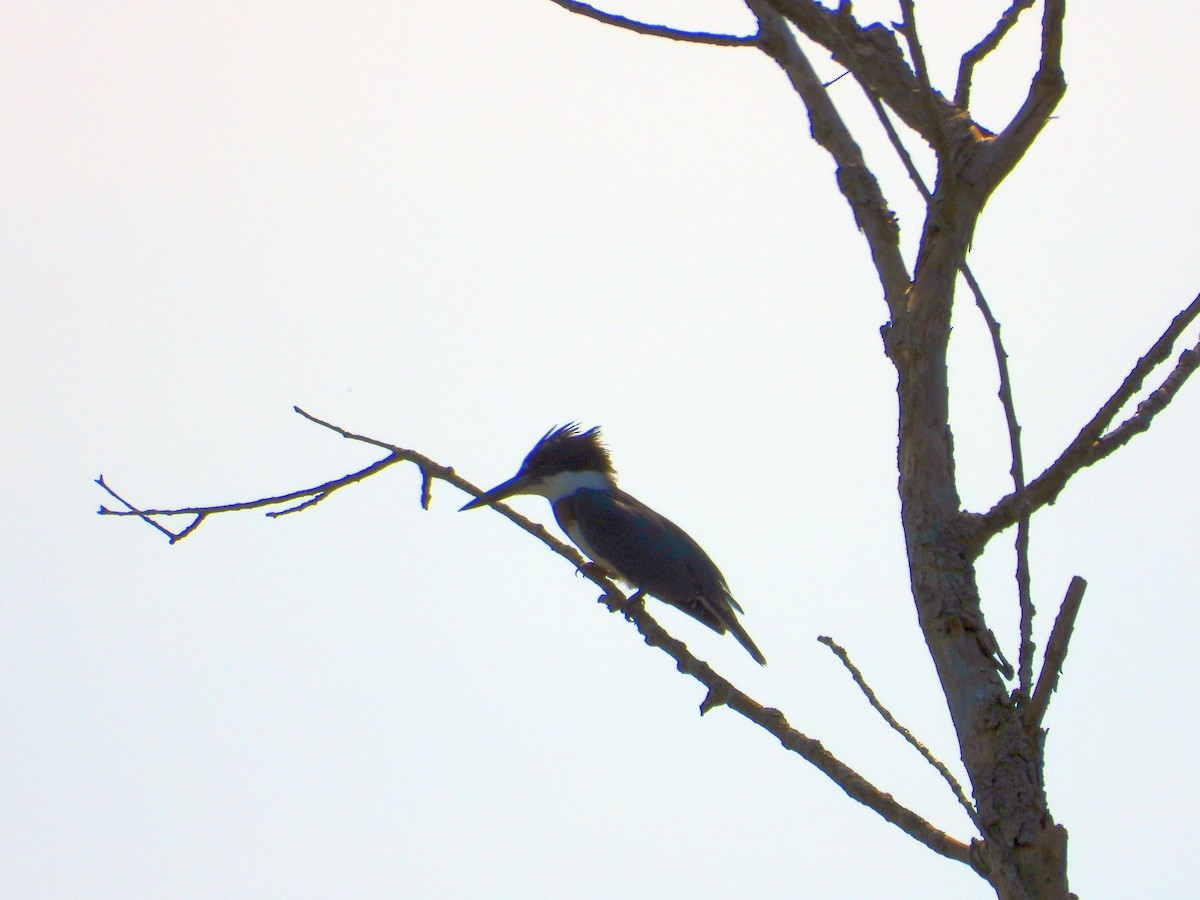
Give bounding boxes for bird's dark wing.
[569,488,766,665]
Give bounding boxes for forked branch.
[955,0,1037,108]
[973,293,1200,547]
[97,408,459,543]
[763,0,959,144]
[973,0,1066,189]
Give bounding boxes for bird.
[460,424,766,665]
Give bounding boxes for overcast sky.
[3,2,1198,897]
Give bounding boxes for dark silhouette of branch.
[896,0,952,185]
[547,0,758,46]
[96,475,203,543]
[854,81,1024,686]
[972,0,1065,190]
[747,0,910,308]
[973,294,1200,546]
[956,1,1037,108]
[1026,577,1087,731]
[854,81,929,203]
[616,603,973,866]
[97,454,403,542]
[97,407,462,543]
[97,407,973,866]
[969,279,1034,693]
[818,636,980,830]
[762,0,964,146]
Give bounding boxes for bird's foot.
[616,590,646,622]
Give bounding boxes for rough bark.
[760,2,1073,895]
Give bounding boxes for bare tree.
[99,3,1200,898]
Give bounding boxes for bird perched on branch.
[461,424,766,665]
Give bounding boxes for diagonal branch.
[955,0,1037,108]
[971,0,1066,191]
[618,605,973,866]
[747,0,910,308]
[1087,342,1200,453]
[98,408,974,867]
[547,0,758,46]
[819,635,980,831]
[973,294,1200,545]
[1025,576,1087,730]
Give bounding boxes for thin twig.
[964,271,1032,691]
[98,452,405,541]
[547,0,758,46]
[98,407,469,542]
[293,406,401,451]
[955,0,1037,108]
[95,475,188,543]
[856,82,932,204]
[819,636,980,830]
[1025,577,1087,730]
[267,492,328,517]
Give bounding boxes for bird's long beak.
[459,473,538,511]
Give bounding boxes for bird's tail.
[726,615,767,666]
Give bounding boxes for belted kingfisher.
[460,424,766,665]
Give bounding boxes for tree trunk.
[887,209,1070,898]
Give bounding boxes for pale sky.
[3,2,1198,897]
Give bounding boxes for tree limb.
[746,0,910,308]
[547,0,758,46]
[955,0,1037,108]
[98,407,973,867]
[896,0,952,184]
[970,0,1066,191]
[819,635,980,831]
[1025,576,1087,730]
[972,294,1200,547]
[855,80,1025,686]
[618,603,974,866]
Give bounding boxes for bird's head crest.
[520,423,614,478]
